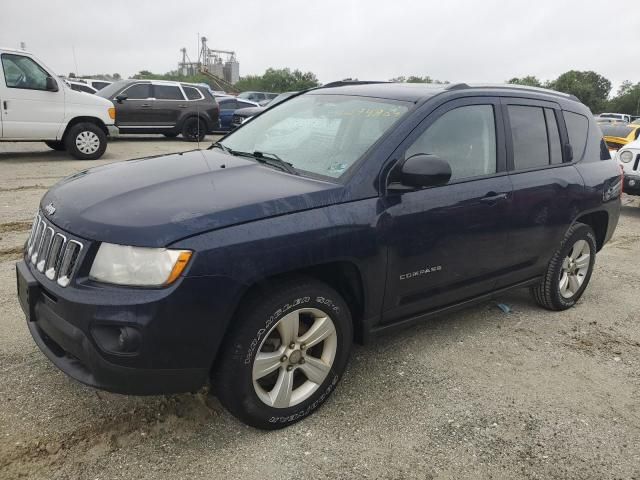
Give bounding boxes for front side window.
[121,83,151,100]
[509,105,549,170]
[154,85,184,100]
[406,104,497,181]
[1,53,50,90]
[220,94,410,179]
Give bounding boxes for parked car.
[231,91,298,128]
[600,123,640,152]
[78,79,113,91]
[599,112,632,123]
[216,97,259,131]
[614,138,640,195]
[96,80,219,141]
[0,47,117,159]
[595,116,627,125]
[68,80,98,94]
[237,91,278,103]
[16,82,621,430]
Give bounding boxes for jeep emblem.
[44,202,56,216]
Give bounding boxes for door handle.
[140,103,152,108]
[178,104,188,108]
[480,192,508,204]
[2,100,7,110]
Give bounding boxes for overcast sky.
[1,0,637,92]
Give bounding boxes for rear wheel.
[181,117,206,142]
[531,222,597,310]
[44,140,65,151]
[64,122,107,160]
[213,278,352,429]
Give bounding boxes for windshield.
[219,94,410,179]
[96,80,129,99]
[601,125,634,138]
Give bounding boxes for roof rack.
[320,80,391,89]
[445,83,579,102]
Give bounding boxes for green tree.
[548,70,611,112]
[390,75,447,84]
[507,76,543,87]
[608,81,640,115]
[235,68,320,93]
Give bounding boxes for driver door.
[381,97,514,324]
[0,53,65,139]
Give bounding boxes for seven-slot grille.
[26,213,83,287]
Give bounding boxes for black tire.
[181,117,207,142]
[163,132,178,138]
[44,140,66,151]
[213,277,353,429]
[64,122,107,160]
[530,222,597,311]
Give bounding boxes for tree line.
[86,67,639,115]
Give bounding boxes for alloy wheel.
[252,308,337,408]
[559,239,591,298]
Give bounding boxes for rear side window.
[183,86,202,100]
[564,112,589,161]
[508,105,549,169]
[406,104,497,181]
[544,108,563,164]
[154,85,184,100]
[121,83,151,100]
[219,99,238,110]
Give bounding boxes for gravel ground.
[1,138,639,480]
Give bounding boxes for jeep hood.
[41,149,345,247]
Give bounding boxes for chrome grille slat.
[24,212,84,287]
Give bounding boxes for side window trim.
[382,96,508,192]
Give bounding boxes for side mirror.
[394,154,452,190]
[115,94,128,103]
[45,76,58,92]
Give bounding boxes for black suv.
[17,82,621,429]
[97,80,219,141]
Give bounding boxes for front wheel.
[181,117,206,142]
[213,278,353,429]
[531,222,597,310]
[64,122,107,160]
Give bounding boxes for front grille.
[25,213,83,287]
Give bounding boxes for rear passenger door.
[151,84,185,127]
[497,98,585,287]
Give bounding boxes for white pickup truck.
[0,47,117,159]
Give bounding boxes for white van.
[0,48,117,159]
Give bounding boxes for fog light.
[629,179,636,187]
[117,327,140,353]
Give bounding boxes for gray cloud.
[1,0,637,91]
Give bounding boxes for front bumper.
[624,174,640,195]
[16,259,242,395]
[107,125,119,138]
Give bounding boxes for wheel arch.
[62,116,108,139]
[573,210,608,251]
[179,113,212,132]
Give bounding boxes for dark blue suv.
[16,82,621,429]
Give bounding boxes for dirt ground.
[1,137,639,480]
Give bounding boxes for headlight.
[89,243,192,286]
[620,150,633,163]
[242,116,252,123]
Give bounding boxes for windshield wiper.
[252,151,298,175]
[209,142,231,153]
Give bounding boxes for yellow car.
[601,124,640,151]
